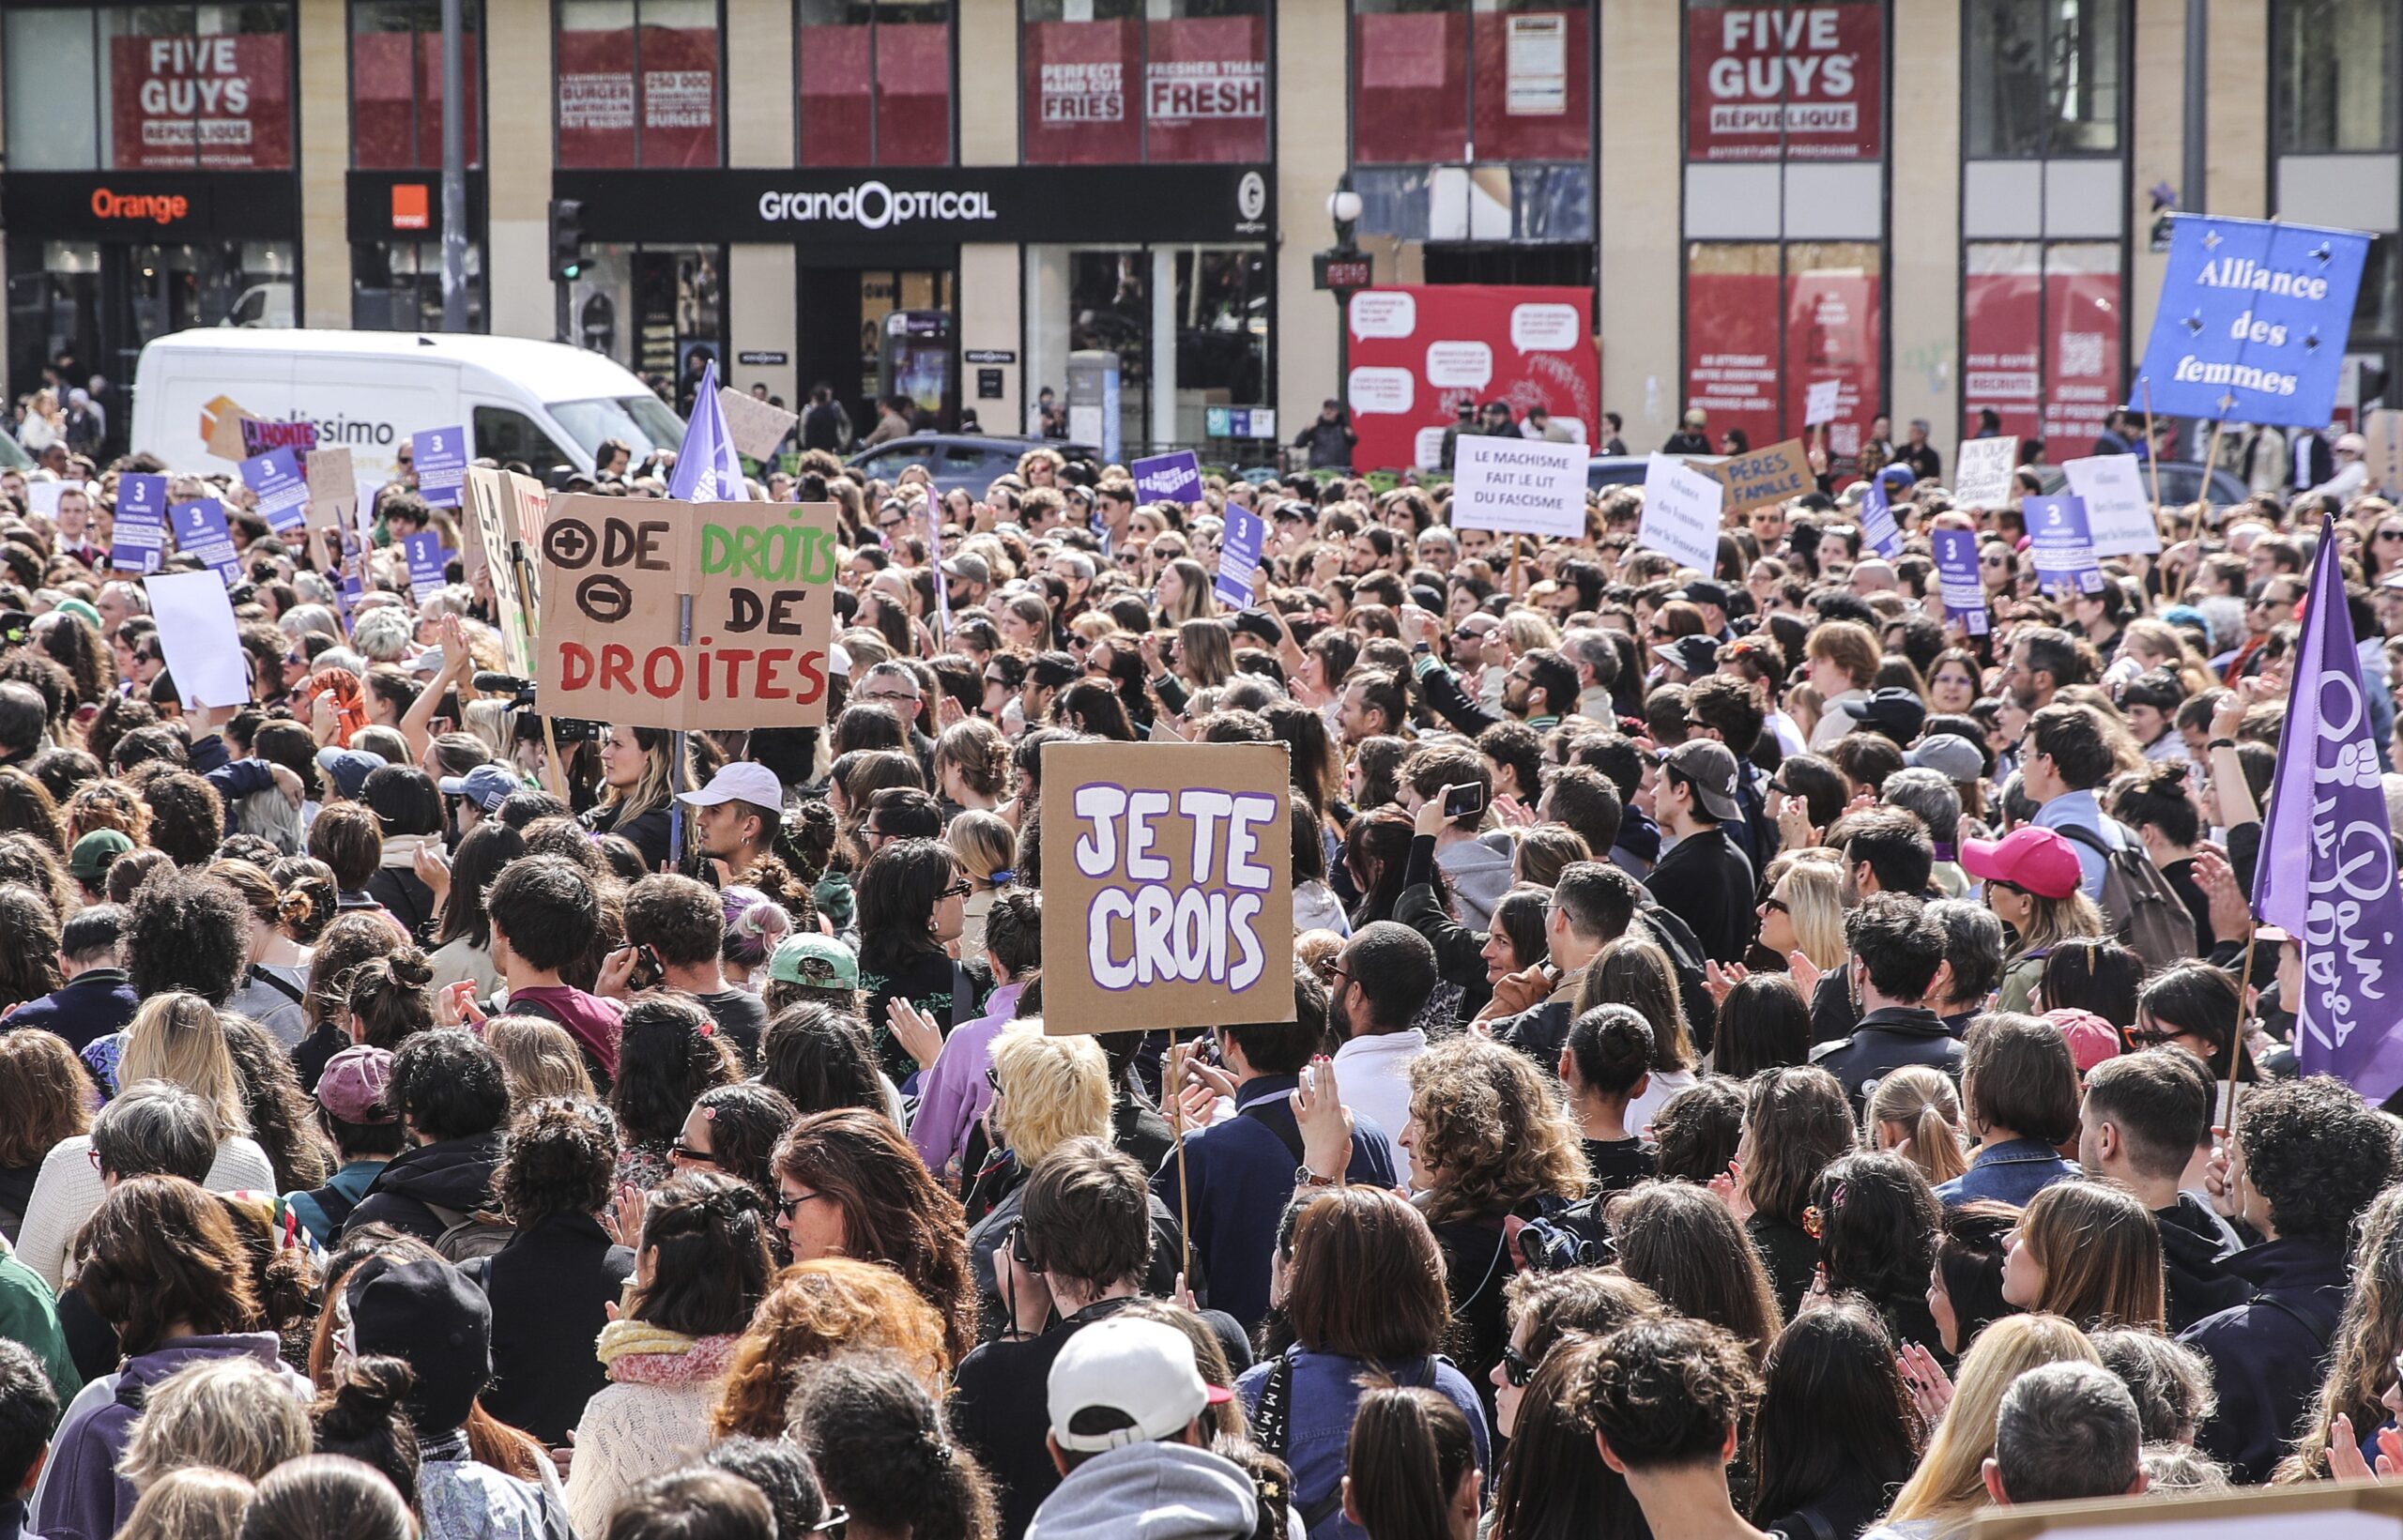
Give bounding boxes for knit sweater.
[561,1322,741,1538]
[15,1134,275,1292]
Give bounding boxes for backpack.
[2055,823,2198,972]
[422,1200,514,1262]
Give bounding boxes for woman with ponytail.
[718,884,793,996]
[1343,1386,1481,1540]
[1864,1066,1969,1186]
[213,860,317,1049]
[786,1349,999,1540]
[344,946,436,1052]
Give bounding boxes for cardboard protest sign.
[238,447,310,535]
[1216,507,1265,609]
[505,472,548,647]
[303,447,357,549]
[202,397,256,462]
[463,470,530,675]
[717,387,799,463]
[1038,740,1295,1035]
[169,499,239,583]
[1703,438,1813,514]
[1636,454,1724,571]
[412,427,468,507]
[2365,409,2403,498]
[1952,435,2018,508]
[240,419,317,458]
[2028,495,2104,595]
[1931,527,1989,635]
[1804,379,1841,427]
[145,571,252,709]
[1967,1477,2403,1540]
[111,475,169,574]
[1132,450,1204,507]
[1451,435,1587,540]
[535,496,841,732]
[2131,213,2372,429]
[2062,452,2158,555]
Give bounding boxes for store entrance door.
[796,253,957,441]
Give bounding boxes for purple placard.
[1131,450,1203,507]
[1860,476,1903,557]
[2027,495,2103,596]
[1216,506,1265,609]
[110,473,169,574]
[238,446,310,534]
[401,531,447,600]
[169,498,240,583]
[1931,527,1989,636]
[412,426,467,507]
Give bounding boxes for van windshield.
[549,394,687,461]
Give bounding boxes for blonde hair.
[119,992,250,1137]
[118,1468,256,1540]
[946,810,1018,890]
[989,1020,1111,1167]
[1767,851,1848,973]
[1865,1065,1968,1185]
[484,1016,597,1105]
[1883,1314,2100,1527]
[120,1356,312,1490]
[1501,609,1560,655]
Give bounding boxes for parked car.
[1588,453,1725,493]
[2030,460,2247,510]
[848,435,1098,496]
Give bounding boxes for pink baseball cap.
[1959,825,2083,901]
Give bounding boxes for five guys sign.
[1687,2,1881,161]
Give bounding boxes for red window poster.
[2043,261,2120,450]
[799,23,873,165]
[638,23,718,167]
[556,24,716,168]
[1963,248,2043,446]
[1686,1,1881,162]
[109,34,292,170]
[416,30,480,165]
[1354,9,1468,165]
[875,18,951,165]
[353,30,416,168]
[1684,258,1783,454]
[1784,265,1880,464]
[1471,8,1588,162]
[1343,284,1598,472]
[1143,15,1266,163]
[1023,19,1140,164]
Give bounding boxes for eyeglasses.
[1500,1342,1538,1388]
[2379,530,2403,543]
[1759,896,1790,915]
[775,1190,831,1219]
[985,1065,1004,1093]
[811,1507,850,1539]
[668,1141,719,1166]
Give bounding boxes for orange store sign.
[89,187,191,224]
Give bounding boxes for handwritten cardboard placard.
[1967,1475,2403,1540]
[2365,409,2403,498]
[1702,437,1813,514]
[1451,435,1587,539]
[718,387,800,463]
[534,495,841,732]
[240,418,317,458]
[1953,435,2018,508]
[1038,740,1295,1035]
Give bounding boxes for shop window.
[557,0,723,168]
[8,236,295,400]
[1022,0,1266,166]
[1961,240,2120,457]
[1964,0,2120,157]
[1684,0,1882,163]
[351,0,482,169]
[1025,242,1269,457]
[2273,0,2398,154]
[799,0,951,166]
[567,245,726,402]
[1685,240,1881,466]
[353,239,486,331]
[4,4,296,172]
[1353,0,1585,167]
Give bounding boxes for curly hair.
[756,1004,889,1120]
[2235,1075,2402,1243]
[126,764,224,867]
[1811,1151,1942,1321]
[75,1175,259,1355]
[1403,1036,1588,1226]
[711,1258,952,1441]
[773,1109,977,1367]
[221,1014,332,1192]
[126,869,251,1005]
[0,884,59,1009]
[344,948,436,1051]
[610,995,740,1147]
[0,1029,89,1166]
[685,1083,798,1204]
[2281,1183,2403,1481]
[303,913,403,1031]
[0,833,73,922]
[1573,1316,1762,1471]
[0,768,66,856]
[784,1349,998,1540]
[497,1097,620,1224]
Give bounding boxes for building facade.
[0,0,2390,471]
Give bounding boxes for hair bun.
[734,899,792,944]
[390,948,434,990]
[318,1355,415,1441]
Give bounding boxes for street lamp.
[1315,175,1371,294]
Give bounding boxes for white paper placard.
[147,571,253,709]
[1805,379,1842,427]
[1952,435,2018,508]
[2063,453,2160,555]
[1450,435,1587,540]
[1637,453,1725,572]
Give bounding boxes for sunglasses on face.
[669,1141,718,1166]
[939,879,972,900]
[1759,895,1790,915]
[1500,1342,1538,1388]
[775,1190,828,1219]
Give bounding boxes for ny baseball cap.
[676,761,785,810]
[1960,825,2083,901]
[1661,740,1744,823]
[317,1045,397,1125]
[769,934,859,991]
[437,763,522,814]
[1048,1317,1233,1453]
[1653,635,1722,679]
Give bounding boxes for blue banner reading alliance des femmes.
[2130,214,2371,429]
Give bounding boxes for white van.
[130,328,686,484]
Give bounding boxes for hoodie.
[2157,1193,2251,1333]
[1435,831,1514,933]
[35,1333,306,1540]
[1027,1440,1259,1540]
[500,986,624,1081]
[342,1131,505,1245]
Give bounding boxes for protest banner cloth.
[145,571,251,709]
[716,386,799,463]
[2365,409,2403,498]
[1952,435,2017,509]
[401,532,448,601]
[239,419,317,458]
[1216,506,1266,609]
[534,495,841,733]
[1131,450,1204,507]
[1859,476,1903,557]
[2131,214,2373,430]
[2027,494,2103,595]
[1636,453,1725,572]
[1930,527,1989,636]
[1696,437,1813,515]
[2254,513,2403,1105]
[1804,378,1841,427]
[672,362,750,503]
[238,446,310,535]
[169,498,240,583]
[2062,452,2159,555]
[111,474,170,575]
[1451,435,1587,540]
[1037,740,1294,1035]
[412,427,468,507]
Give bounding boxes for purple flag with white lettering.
[668,361,748,504]
[2254,513,2403,1102]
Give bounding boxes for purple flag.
[669,361,748,504]
[2254,513,2403,1102]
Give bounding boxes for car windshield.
[548,394,687,461]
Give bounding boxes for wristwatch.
[2206,737,2237,752]
[1294,1166,1340,1190]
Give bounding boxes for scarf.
[594,1319,742,1387]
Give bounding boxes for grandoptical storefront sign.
[554,164,1273,248]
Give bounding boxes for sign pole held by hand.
[1167,1022,1191,1287]
[2140,380,2166,525]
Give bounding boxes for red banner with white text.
[109,34,291,170]
[1686,1,1881,162]
[1345,285,1598,472]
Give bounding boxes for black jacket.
[2158,1192,2251,1334]
[3,970,139,1053]
[1749,1213,1818,1319]
[467,1211,637,1445]
[367,866,439,943]
[1809,1005,1964,1112]
[1645,826,1756,965]
[2181,1235,2349,1484]
[342,1131,505,1245]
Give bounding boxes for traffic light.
[549,199,584,282]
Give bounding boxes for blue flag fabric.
[669,362,748,504]
[2254,514,2403,1104]
[2131,214,2372,428]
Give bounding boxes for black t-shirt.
[693,989,768,1068]
[1582,1136,1658,1197]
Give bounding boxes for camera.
[1512,1209,1611,1273]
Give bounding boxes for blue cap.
[438,763,522,814]
[2161,604,2209,632]
[315,746,389,801]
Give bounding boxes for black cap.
[1653,635,1721,679]
[1676,580,1730,611]
[1840,686,1929,746]
[344,1257,493,1434]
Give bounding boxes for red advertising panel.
[639,23,719,167]
[557,26,636,166]
[1344,285,1598,473]
[109,34,291,170]
[875,18,952,165]
[1144,15,1267,163]
[2043,260,2120,450]
[799,23,873,165]
[557,24,716,168]
[1963,247,2043,446]
[1354,10,1468,165]
[1785,265,1880,465]
[1471,8,1588,162]
[1686,1,1881,162]
[1023,19,1141,164]
[1685,259,1783,454]
[353,30,415,168]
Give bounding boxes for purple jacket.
[35,1334,303,1540]
[909,982,1024,1177]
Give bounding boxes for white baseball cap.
[674,760,785,810]
[1047,1318,1232,1453]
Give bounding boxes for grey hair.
[351,607,416,663]
[99,580,150,617]
[1560,627,1620,682]
[279,602,340,642]
[2089,1328,2218,1445]
[1881,767,1962,846]
[91,1079,221,1182]
[119,1356,313,1491]
[1994,1360,2145,1505]
[237,787,304,857]
[1923,898,2006,1005]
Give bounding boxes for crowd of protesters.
[0,415,2391,1540]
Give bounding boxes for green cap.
[54,599,101,632]
[769,934,859,991]
[69,828,133,886]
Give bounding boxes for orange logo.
[89,188,189,224]
[390,184,429,231]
